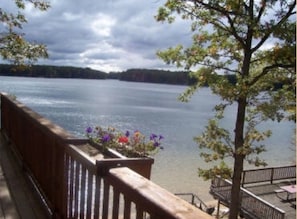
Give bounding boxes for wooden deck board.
[0,164,19,219]
[0,133,49,219]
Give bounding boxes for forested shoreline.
[0,64,237,86]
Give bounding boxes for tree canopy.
[156,1,296,218]
[0,0,50,65]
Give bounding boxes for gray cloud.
[5,0,192,72]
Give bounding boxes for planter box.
[66,139,154,179]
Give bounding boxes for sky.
[3,0,193,73]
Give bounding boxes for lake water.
[0,76,295,201]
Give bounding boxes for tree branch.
[248,63,295,86]
[192,0,246,47]
[252,1,296,53]
[256,0,266,23]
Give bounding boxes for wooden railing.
[174,193,215,215]
[210,177,286,219]
[0,93,212,219]
[241,165,296,186]
[1,93,71,217]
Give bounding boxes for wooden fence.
[241,165,296,186]
[210,177,286,219]
[0,93,212,219]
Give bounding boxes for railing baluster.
[74,162,81,218]
[68,155,74,218]
[136,206,144,219]
[86,172,93,218]
[123,198,131,219]
[102,180,110,219]
[80,166,87,218]
[112,189,120,219]
[93,176,101,219]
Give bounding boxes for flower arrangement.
[85,126,164,157]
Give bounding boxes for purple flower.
[150,133,157,140]
[150,133,164,148]
[102,134,111,143]
[153,141,160,147]
[125,130,130,137]
[86,127,93,134]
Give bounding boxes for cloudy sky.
[3,0,193,73]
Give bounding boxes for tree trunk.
[229,97,247,219]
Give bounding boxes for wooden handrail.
[106,167,212,219]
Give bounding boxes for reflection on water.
[0,76,295,201]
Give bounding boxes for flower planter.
[66,139,154,179]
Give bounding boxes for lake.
[0,76,295,201]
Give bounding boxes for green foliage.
[156,1,295,218]
[199,161,232,180]
[156,0,295,171]
[196,106,272,180]
[0,0,50,65]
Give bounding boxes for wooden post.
[216,199,220,219]
[242,171,246,187]
[270,168,274,184]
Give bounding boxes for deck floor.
[0,133,49,219]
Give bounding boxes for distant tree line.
[0,64,239,86]
[0,64,107,79]
[117,69,195,85]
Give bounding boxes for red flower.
[118,136,129,143]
